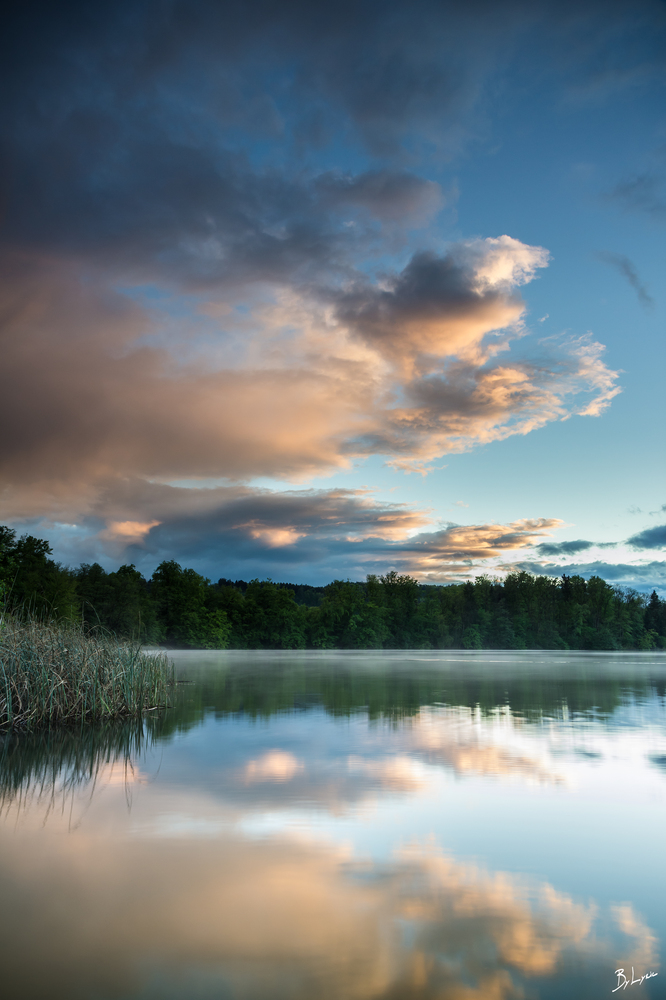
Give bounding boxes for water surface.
[1,650,665,999]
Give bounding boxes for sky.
[1,0,665,590]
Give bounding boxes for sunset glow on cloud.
[0,0,663,587]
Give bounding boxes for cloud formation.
[13,477,565,583]
[1,0,652,578]
[608,172,666,221]
[0,236,620,519]
[337,237,549,371]
[627,524,666,550]
[512,559,666,591]
[595,251,654,309]
[536,539,596,556]
[316,170,445,225]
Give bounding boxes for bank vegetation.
[0,612,172,731]
[1,524,665,653]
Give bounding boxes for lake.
[1,649,665,999]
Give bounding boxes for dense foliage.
[1,526,664,650]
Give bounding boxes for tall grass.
[0,611,173,730]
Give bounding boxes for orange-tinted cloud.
[336,236,549,373]
[2,470,564,581]
[0,239,618,530]
[7,474,561,580]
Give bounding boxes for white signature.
[613,968,659,992]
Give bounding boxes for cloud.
[0,0,643,568]
[6,482,434,577]
[0,2,523,290]
[627,524,666,549]
[607,172,666,221]
[5,478,564,583]
[390,518,564,576]
[330,240,618,471]
[595,251,654,309]
[361,335,620,473]
[0,240,620,516]
[510,559,666,592]
[0,256,377,504]
[535,539,595,556]
[99,521,161,545]
[2,0,662,278]
[315,170,444,225]
[2,0,663,284]
[336,237,549,371]
[142,503,562,583]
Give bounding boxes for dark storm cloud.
[2,137,367,289]
[1,0,661,293]
[140,505,560,582]
[1,4,457,290]
[595,252,654,309]
[16,480,432,578]
[627,524,666,549]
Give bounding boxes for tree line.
[1,525,664,650]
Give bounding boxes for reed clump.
[0,612,173,730]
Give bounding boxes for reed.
[0,611,173,730]
[0,719,153,816]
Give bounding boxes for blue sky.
[1,0,664,589]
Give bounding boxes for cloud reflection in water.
[1,652,664,999]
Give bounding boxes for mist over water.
[1,650,665,999]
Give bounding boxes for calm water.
[1,650,666,1000]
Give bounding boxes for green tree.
[77,562,162,643]
[315,578,388,648]
[239,581,308,648]
[379,571,421,647]
[0,527,78,620]
[462,624,482,649]
[644,590,666,647]
[151,561,230,648]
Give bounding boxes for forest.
[1,525,664,651]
